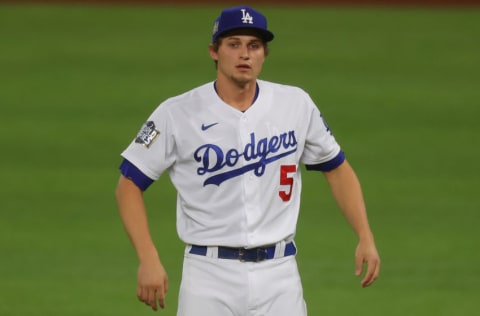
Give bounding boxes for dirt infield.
[4,0,480,6]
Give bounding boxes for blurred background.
[0,0,479,315]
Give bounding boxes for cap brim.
[214,26,274,42]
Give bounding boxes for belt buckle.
[238,249,246,262]
[238,247,268,262]
[255,248,267,262]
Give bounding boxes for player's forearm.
[324,160,374,241]
[115,176,159,263]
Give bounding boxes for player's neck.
[214,78,258,112]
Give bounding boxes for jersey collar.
[213,81,260,108]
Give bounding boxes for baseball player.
[115,5,380,316]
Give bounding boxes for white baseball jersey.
[121,79,343,248]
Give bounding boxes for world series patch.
[135,121,160,148]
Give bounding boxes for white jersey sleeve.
[299,90,342,166]
[121,100,177,180]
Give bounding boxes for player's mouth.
[236,64,251,71]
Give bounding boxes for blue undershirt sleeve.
[119,159,155,191]
[305,150,346,172]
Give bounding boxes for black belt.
[189,241,296,262]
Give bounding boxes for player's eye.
[249,42,261,50]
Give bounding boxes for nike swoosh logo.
[201,122,218,131]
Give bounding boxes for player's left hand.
[355,239,380,287]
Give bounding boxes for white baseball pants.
[177,247,307,316]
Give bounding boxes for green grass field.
[1,4,479,316]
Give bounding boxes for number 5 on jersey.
[279,165,297,202]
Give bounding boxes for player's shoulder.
[161,82,214,109]
[258,80,313,105]
[144,82,214,122]
[258,79,310,97]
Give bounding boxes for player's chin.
[232,73,257,85]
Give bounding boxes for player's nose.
[239,44,250,59]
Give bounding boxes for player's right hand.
[137,259,169,311]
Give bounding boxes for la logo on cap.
[241,9,254,24]
[211,6,274,42]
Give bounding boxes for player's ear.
[208,44,218,62]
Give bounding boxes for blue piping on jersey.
[305,151,345,172]
[119,159,154,191]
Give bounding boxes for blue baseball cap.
[212,5,274,43]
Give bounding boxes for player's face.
[210,34,266,86]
